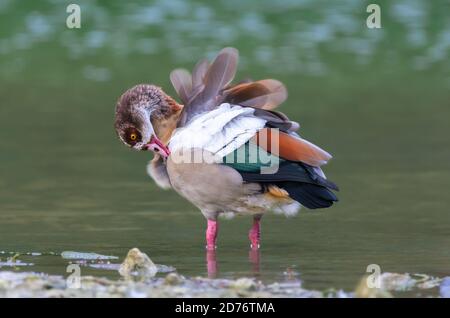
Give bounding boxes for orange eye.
[125,128,141,145]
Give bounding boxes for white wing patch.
[169,103,266,158]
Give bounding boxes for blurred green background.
[0,0,449,293]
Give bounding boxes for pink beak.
[144,135,171,158]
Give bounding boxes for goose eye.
[124,128,141,145]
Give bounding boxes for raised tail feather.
[169,47,293,128]
[220,79,287,110]
[177,47,239,126]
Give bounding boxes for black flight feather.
[237,160,339,209]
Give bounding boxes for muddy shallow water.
[0,1,449,297]
[0,249,447,298]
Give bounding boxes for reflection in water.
[248,249,261,277]
[206,249,218,279]
[206,249,262,279]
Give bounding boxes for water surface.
[0,0,449,295]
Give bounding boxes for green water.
[0,0,449,294]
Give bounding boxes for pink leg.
[248,216,262,249]
[206,219,218,250]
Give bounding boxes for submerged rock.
[354,272,442,298]
[379,273,416,291]
[268,281,322,298]
[230,278,258,291]
[118,248,157,278]
[164,273,184,285]
[354,275,392,298]
[156,264,176,273]
[61,251,118,260]
[0,260,34,268]
[440,277,450,298]
[86,263,120,271]
[0,254,34,268]
[414,274,441,289]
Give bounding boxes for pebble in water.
[354,275,392,298]
[118,248,157,278]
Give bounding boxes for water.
[0,0,449,296]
